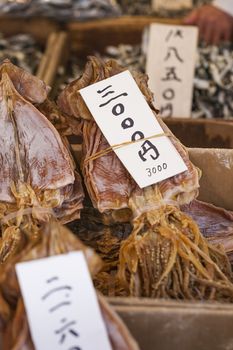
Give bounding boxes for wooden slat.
[36,32,58,81]
[37,31,68,88]
[67,16,183,56]
[0,17,58,44]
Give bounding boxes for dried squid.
[182,200,233,263]
[58,56,233,301]
[0,60,84,262]
[0,219,138,350]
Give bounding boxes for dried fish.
[0,0,121,20]
[0,60,84,262]
[182,200,233,262]
[69,213,132,295]
[192,42,233,119]
[0,220,139,350]
[118,0,212,16]
[0,33,42,74]
[59,41,233,119]
[58,56,233,301]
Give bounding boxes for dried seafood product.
[57,41,233,119]
[0,220,138,350]
[0,0,121,20]
[193,43,233,119]
[0,33,42,74]
[182,200,233,262]
[118,0,212,16]
[58,56,233,301]
[69,215,132,295]
[0,60,84,262]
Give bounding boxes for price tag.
[16,252,112,350]
[80,70,187,188]
[146,24,198,118]
[152,0,192,12]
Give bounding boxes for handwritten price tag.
[16,252,112,350]
[80,70,187,188]
[146,24,198,118]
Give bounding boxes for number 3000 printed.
[146,163,167,177]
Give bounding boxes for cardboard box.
[110,298,233,350]
[107,148,233,350]
[165,118,233,149]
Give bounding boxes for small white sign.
[146,24,198,118]
[16,252,112,350]
[80,71,187,188]
[152,0,192,12]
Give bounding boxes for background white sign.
[16,252,112,350]
[80,71,187,188]
[152,0,192,11]
[146,24,198,118]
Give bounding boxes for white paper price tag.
[80,70,187,188]
[16,252,112,350]
[146,24,198,118]
[152,0,192,11]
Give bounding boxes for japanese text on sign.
[16,252,112,350]
[80,70,187,188]
[146,24,198,118]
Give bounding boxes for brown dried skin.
[118,196,233,300]
[0,61,84,261]
[182,200,233,262]
[38,98,82,138]
[58,56,233,301]
[0,59,49,104]
[0,73,74,201]
[58,56,200,212]
[70,216,132,296]
[0,221,102,315]
[0,221,138,350]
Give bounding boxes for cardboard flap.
[188,148,233,211]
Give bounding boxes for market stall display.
[0,220,138,350]
[56,41,233,119]
[116,0,212,16]
[0,60,84,262]
[58,56,233,300]
[0,2,232,347]
[0,0,121,20]
[0,33,42,74]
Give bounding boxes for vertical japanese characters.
[97,84,160,162]
[80,70,187,188]
[146,24,198,118]
[41,276,81,350]
[161,29,184,117]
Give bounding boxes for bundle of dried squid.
[0,219,138,350]
[0,60,84,262]
[58,56,233,301]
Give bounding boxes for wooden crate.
[0,17,67,87]
[36,31,68,87]
[66,16,182,57]
[110,297,233,350]
[58,17,233,149]
[165,118,233,148]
